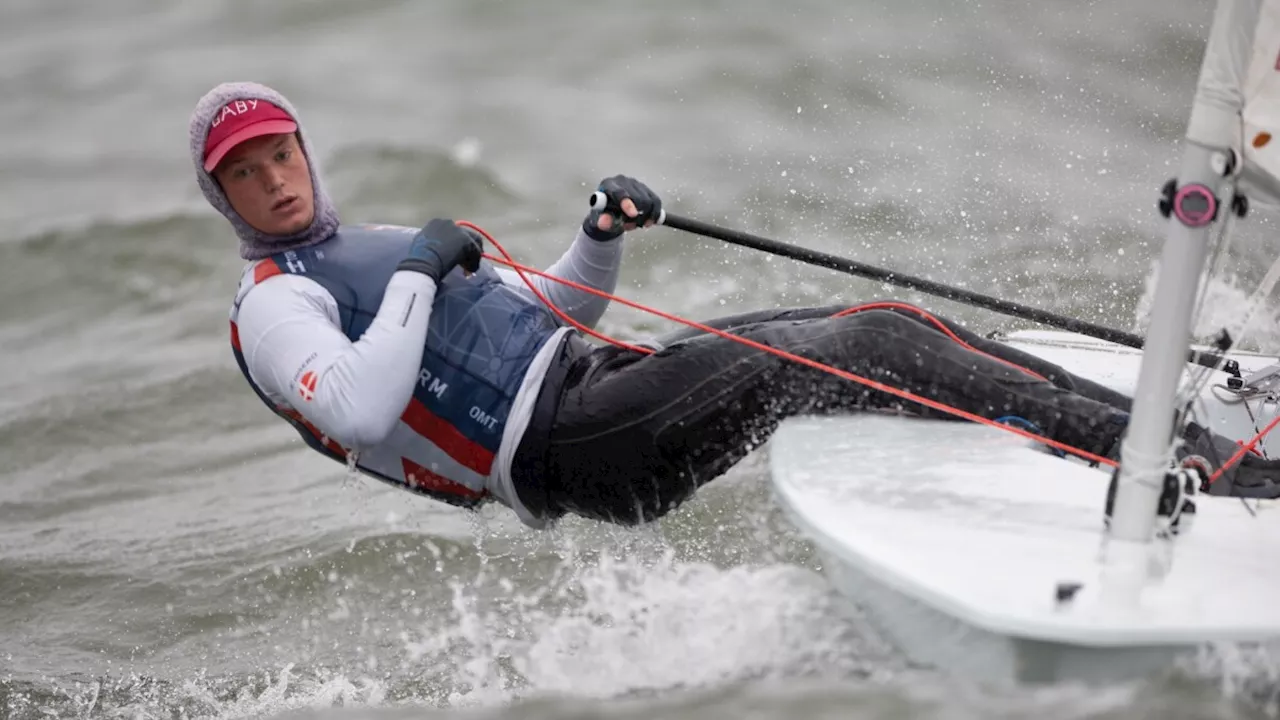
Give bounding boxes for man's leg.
[537,309,1130,525]
[649,302,1133,410]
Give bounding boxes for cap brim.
[203,119,300,172]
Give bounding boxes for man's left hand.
[583,175,662,241]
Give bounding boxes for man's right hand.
[396,218,483,283]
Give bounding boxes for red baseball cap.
[202,98,298,172]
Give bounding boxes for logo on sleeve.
[298,370,318,402]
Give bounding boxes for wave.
[0,535,884,718]
[325,142,519,229]
[0,210,239,329]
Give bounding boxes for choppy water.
[7,0,1280,718]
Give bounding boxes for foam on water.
[2,516,891,718]
[1134,258,1280,353]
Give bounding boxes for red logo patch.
[298,370,317,401]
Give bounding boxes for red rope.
[457,222,656,355]
[1207,414,1280,485]
[458,221,1116,467]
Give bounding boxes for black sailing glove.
[396,218,483,283]
[583,174,664,242]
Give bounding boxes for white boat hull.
[768,330,1280,686]
[810,529,1186,685]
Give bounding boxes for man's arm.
[495,227,623,328]
[235,271,437,449]
[234,218,482,450]
[495,174,661,329]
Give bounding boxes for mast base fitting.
[1102,464,1198,539]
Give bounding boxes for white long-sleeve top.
[232,227,623,524]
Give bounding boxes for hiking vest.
[227,224,563,510]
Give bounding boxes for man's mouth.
[273,195,299,212]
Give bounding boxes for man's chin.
[270,211,314,236]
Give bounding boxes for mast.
[1109,0,1263,542]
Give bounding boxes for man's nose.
[261,164,286,191]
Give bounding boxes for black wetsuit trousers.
[514,305,1133,525]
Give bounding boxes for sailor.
[191,82,1280,528]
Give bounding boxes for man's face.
[212,133,314,235]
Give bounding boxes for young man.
[192,82,1280,529]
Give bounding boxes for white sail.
[1223,1,1280,204]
